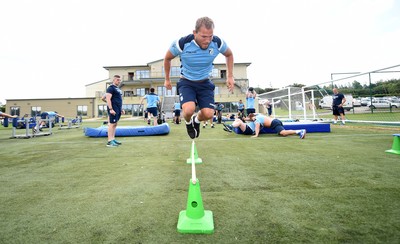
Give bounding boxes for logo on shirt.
[208,48,214,55]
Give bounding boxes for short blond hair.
[195,17,214,32]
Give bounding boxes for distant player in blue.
[105,75,125,147]
[173,101,181,124]
[164,16,235,139]
[332,88,346,125]
[140,88,161,125]
[246,87,257,115]
[237,99,245,118]
[38,111,63,131]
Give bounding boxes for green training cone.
[177,179,214,234]
[186,141,203,164]
[385,134,400,155]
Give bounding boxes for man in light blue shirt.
[246,87,257,115]
[140,88,161,125]
[164,16,235,139]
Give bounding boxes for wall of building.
[6,98,96,118]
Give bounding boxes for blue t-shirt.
[174,102,181,110]
[47,111,57,118]
[254,114,265,125]
[247,121,256,132]
[144,93,160,108]
[169,34,228,81]
[106,85,123,111]
[238,102,244,110]
[246,97,256,109]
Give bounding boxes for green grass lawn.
[1,118,400,243]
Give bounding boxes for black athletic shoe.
[222,123,232,132]
[185,116,197,139]
[192,115,200,138]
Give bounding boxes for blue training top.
[174,102,181,110]
[246,97,256,109]
[238,102,244,110]
[169,34,228,81]
[106,84,123,112]
[144,93,160,108]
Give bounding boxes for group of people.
[102,16,307,147]
[103,16,349,147]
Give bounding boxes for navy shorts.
[174,110,181,116]
[177,78,215,109]
[332,106,345,116]
[108,110,121,124]
[246,108,256,115]
[147,107,158,116]
[270,119,285,135]
[242,125,255,135]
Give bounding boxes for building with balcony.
[5,57,252,119]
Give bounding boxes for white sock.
[194,116,200,124]
[333,120,337,124]
[342,120,346,124]
[295,130,301,134]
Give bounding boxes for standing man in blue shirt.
[140,88,161,125]
[164,16,235,139]
[105,75,124,147]
[246,87,257,116]
[173,100,181,124]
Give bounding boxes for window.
[157,86,165,96]
[165,86,177,96]
[98,105,107,117]
[220,70,226,79]
[124,91,134,97]
[10,106,20,116]
[77,105,88,116]
[122,104,132,115]
[31,106,41,117]
[128,72,134,80]
[136,88,145,96]
[162,66,181,77]
[136,70,150,79]
[211,68,219,78]
[214,86,219,95]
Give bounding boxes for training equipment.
[385,134,400,155]
[186,139,202,164]
[10,117,53,139]
[233,121,330,134]
[178,141,214,234]
[84,123,170,137]
[59,117,82,129]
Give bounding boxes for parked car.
[360,97,371,106]
[367,99,398,109]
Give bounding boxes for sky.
[1,0,400,104]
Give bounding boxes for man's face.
[193,26,213,50]
[114,77,121,86]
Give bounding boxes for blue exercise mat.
[84,123,170,137]
[234,121,330,134]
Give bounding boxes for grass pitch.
[0,118,399,243]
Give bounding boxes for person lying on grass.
[224,113,306,139]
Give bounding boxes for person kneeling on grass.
[224,113,306,139]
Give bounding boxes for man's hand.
[226,77,235,93]
[164,79,172,90]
